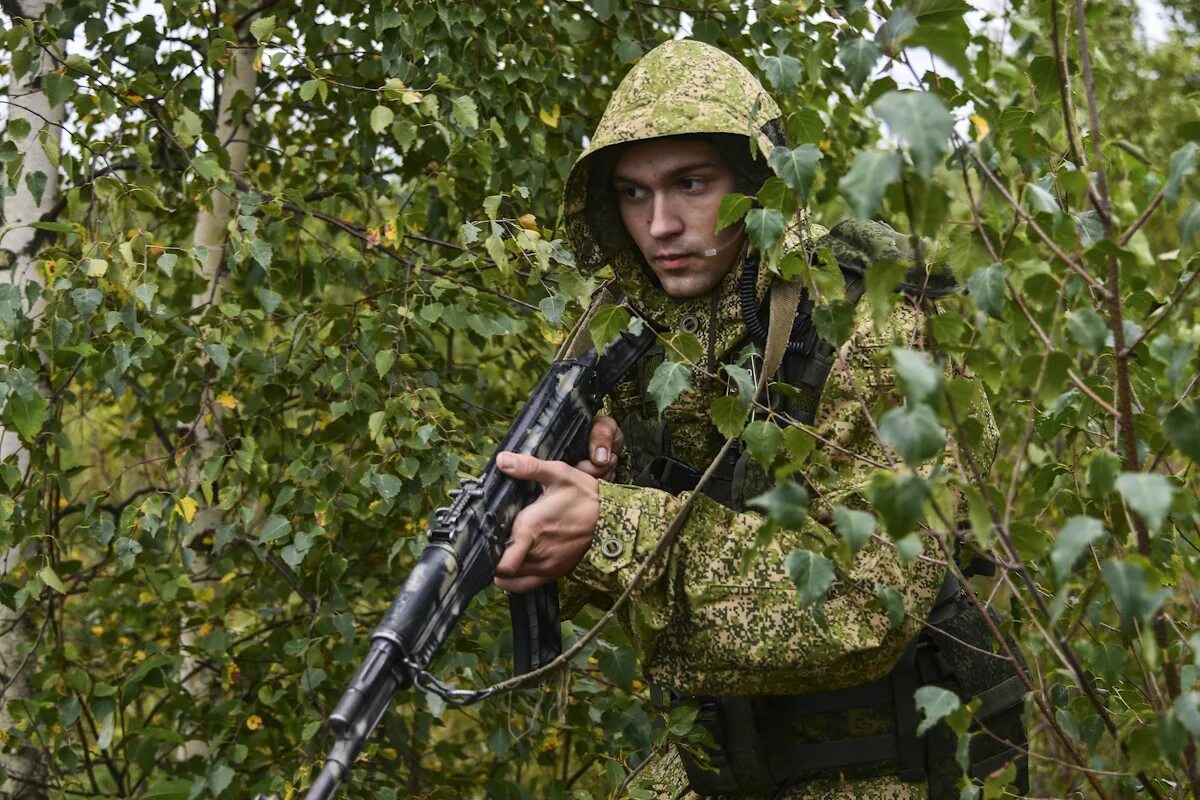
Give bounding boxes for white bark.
[178,16,257,759]
[0,1,62,796]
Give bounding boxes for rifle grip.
[509,582,562,676]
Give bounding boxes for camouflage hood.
[562,38,782,342]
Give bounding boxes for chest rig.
[603,254,1030,798]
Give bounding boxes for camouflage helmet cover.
[563,39,782,274]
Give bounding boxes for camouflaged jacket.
[559,40,997,799]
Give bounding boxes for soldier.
[494,40,1027,799]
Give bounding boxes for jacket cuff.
[571,482,675,596]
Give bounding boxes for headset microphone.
[702,226,746,258]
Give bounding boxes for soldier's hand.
[575,415,623,481]
[493,452,599,593]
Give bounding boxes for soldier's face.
[613,139,744,300]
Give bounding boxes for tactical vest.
[605,255,1030,798]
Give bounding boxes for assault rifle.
[304,325,656,800]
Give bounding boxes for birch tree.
[0,1,60,796]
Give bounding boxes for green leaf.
[588,304,630,353]
[767,144,822,204]
[915,685,962,736]
[450,96,479,132]
[723,363,756,409]
[7,391,47,440]
[374,349,395,378]
[879,403,946,464]
[744,208,786,251]
[1115,472,1176,533]
[837,37,882,93]
[372,473,401,501]
[43,72,76,108]
[748,480,808,530]
[1179,201,1200,247]
[785,549,835,608]
[760,54,803,94]
[839,150,901,219]
[205,342,230,373]
[249,14,275,41]
[1088,451,1121,497]
[260,513,291,543]
[1075,210,1105,246]
[890,347,941,404]
[1050,516,1105,583]
[208,764,234,796]
[1102,559,1170,626]
[865,259,907,332]
[742,420,783,466]
[832,506,876,553]
[873,91,954,178]
[1174,692,1200,737]
[876,585,905,628]
[1166,141,1197,206]
[716,193,752,232]
[812,299,855,345]
[370,105,395,134]
[966,263,1007,319]
[538,294,567,326]
[39,564,66,594]
[142,780,194,800]
[646,360,692,414]
[1164,403,1200,461]
[72,287,103,316]
[866,472,928,538]
[24,170,46,206]
[663,332,703,364]
[1024,183,1062,219]
[875,7,918,54]
[788,108,825,144]
[709,395,747,438]
[484,234,510,275]
[1066,308,1107,354]
[7,117,31,141]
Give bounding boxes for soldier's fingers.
[496,452,572,487]
[495,526,534,576]
[588,416,623,467]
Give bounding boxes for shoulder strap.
[555,281,626,359]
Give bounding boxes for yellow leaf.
[401,90,423,105]
[819,138,832,153]
[365,227,381,248]
[253,55,262,72]
[246,715,263,731]
[90,625,104,636]
[86,258,109,278]
[215,391,239,409]
[383,219,398,246]
[176,496,198,524]
[517,213,538,231]
[970,114,990,142]
[539,104,560,128]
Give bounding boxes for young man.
[494,40,1023,799]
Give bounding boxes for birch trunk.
[177,11,257,759]
[0,1,62,796]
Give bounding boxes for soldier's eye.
[678,178,707,192]
[617,185,647,202]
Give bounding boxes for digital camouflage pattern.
[559,38,997,799]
